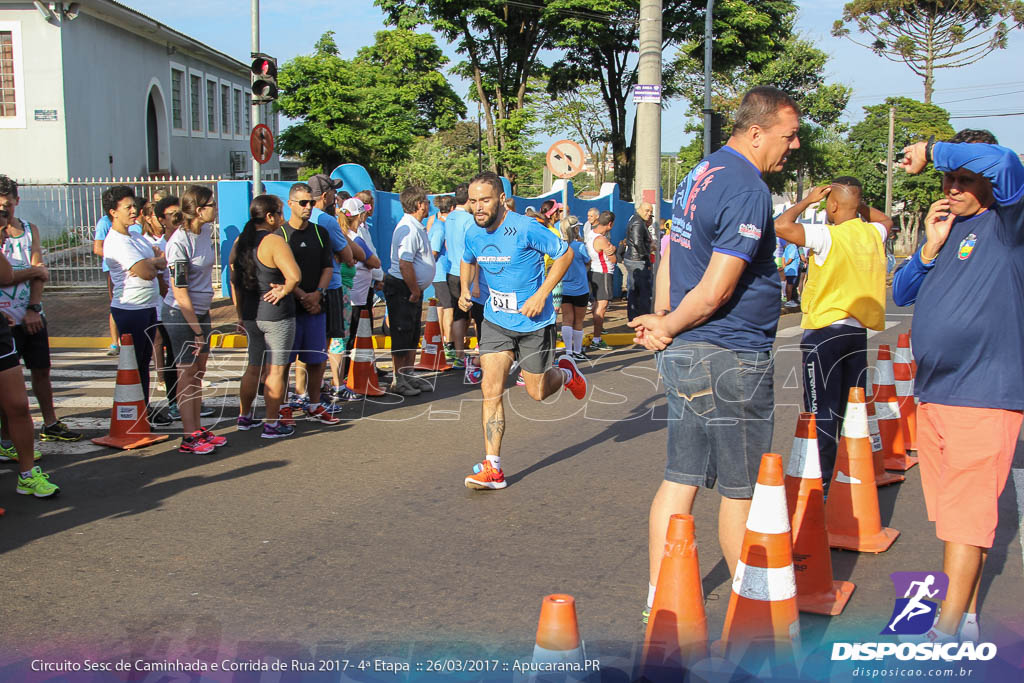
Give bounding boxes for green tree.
[376,0,556,187]
[549,0,798,196]
[276,30,464,189]
[833,0,1024,103]
[393,134,478,192]
[841,97,954,252]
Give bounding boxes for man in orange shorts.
[893,128,1024,643]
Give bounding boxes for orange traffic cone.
[826,387,900,553]
[894,334,918,451]
[346,310,385,396]
[92,334,169,449]
[873,345,917,471]
[720,453,800,658]
[530,594,586,673]
[642,514,709,674]
[867,382,904,487]
[785,414,855,615]
[414,298,450,371]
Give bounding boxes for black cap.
[308,174,343,197]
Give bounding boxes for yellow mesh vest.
[801,219,886,330]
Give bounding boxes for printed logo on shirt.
[738,223,762,240]
[957,233,977,261]
[477,246,512,275]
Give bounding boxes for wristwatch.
[26,303,42,312]
[925,135,936,163]
[317,287,327,297]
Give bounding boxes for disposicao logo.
[958,233,977,260]
[830,571,998,662]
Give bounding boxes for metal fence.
[14,176,224,289]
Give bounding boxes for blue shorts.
[290,312,327,365]
[658,340,774,499]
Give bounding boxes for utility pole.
[703,0,714,157]
[251,0,262,195]
[637,0,662,312]
[885,105,895,217]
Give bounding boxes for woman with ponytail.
[229,194,301,439]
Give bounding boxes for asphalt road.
[1,300,1022,679]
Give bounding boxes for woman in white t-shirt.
[102,185,165,413]
[338,198,381,387]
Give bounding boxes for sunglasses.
[162,211,183,220]
[292,199,314,207]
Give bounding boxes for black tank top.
[254,230,295,321]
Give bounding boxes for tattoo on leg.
[485,414,505,443]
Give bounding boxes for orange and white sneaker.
[558,355,587,400]
[464,460,507,490]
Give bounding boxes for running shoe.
[236,414,259,431]
[444,342,457,362]
[452,357,466,370]
[464,460,507,490]
[0,441,41,462]
[167,401,181,421]
[558,355,587,400]
[515,373,525,387]
[319,400,344,415]
[148,409,173,427]
[261,422,295,439]
[330,386,362,402]
[16,466,59,497]
[571,351,590,362]
[40,420,82,442]
[408,375,435,393]
[199,403,217,417]
[106,344,120,357]
[278,406,296,427]
[306,403,341,425]
[179,435,215,455]
[288,393,310,411]
[642,607,651,625]
[197,427,227,447]
[464,364,483,385]
[588,338,611,351]
[389,381,421,397]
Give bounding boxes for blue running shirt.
[462,211,567,331]
[444,209,474,276]
[560,241,591,296]
[669,146,780,351]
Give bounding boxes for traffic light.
[710,112,724,153]
[250,53,278,103]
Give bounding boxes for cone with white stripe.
[413,298,450,371]
[894,333,918,451]
[91,334,169,449]
[872,345,917,471]
[720,453,800,657]
[826,387,900,553]
[346,310,385,396]
[785,414,855,615]
[642,514,708,675]
[867,381,904,487]
[526,594,586,681]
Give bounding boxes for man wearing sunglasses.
[281,182,339,425]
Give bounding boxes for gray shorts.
[478,319,555,375]
[658,340,774,499]
[162,305,212,367]
[243,318,296,367]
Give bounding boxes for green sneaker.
[588,338,611,351]
[40,420,83,442]
[0,441,41,462]
[642,606,651,625]
[16,466,59,498]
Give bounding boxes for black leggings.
[154,323,178,403]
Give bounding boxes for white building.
[0,0,280,181]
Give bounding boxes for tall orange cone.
[785,414,855,615]
[826,387,900,553]
[720,453,800,658]
[414,298,451,371]
[894,334,918,451]
[346,310,385,396]
[92,334,169,449]
[867,382,904,487]
[642,514,709,674]
[529,594,586,676]
[873,345,917,471]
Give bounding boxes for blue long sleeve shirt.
[895,142,1024,409]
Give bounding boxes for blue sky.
[130,0,1024,152]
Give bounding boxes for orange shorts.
[917,402,1023,548]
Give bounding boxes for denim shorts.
[658,340,774,499]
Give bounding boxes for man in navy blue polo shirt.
[629,86,799,622]
[892,129,1024,644]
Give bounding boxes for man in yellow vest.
[775,177,892,492]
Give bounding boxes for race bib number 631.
[490,289,518,314]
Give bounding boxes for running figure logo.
[881,572,949,635]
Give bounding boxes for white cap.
[340,197,366,217]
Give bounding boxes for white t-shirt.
[348,229,374,307]
[162,224,216,315]
[802,221,888,329]
[388,214,436,290]
[104,229,160,310]
[143,234,168,321]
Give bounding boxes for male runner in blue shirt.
[458,172,587,490]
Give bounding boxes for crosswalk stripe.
[40,379,242,390]
[31,395,243,410]
[867,319,902,338]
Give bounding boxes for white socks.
[572,329,584,354]
[561,325,573,350]
[647,583,657,609]
[486,454,501,470]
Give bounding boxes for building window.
[205,77,217,135]
[0,31,15,117]
[243,93,250,133]
[233,86,243,137]
[189,72,203,133]
[220,82,231,137]
[170,63,186,133]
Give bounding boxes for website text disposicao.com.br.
[849,665,978,678]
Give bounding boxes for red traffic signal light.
[250,53,278,102]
